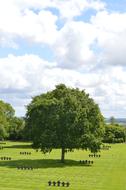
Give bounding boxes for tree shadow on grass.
[4,144,32,149]
[0,159,92,169]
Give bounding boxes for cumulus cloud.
[1,53,126,117]
[13,0,106,19]
[0,54,98,89]
[0,0,105,47]
[53,10,126,69]
[53,21,98,69]
[51,0,105,19]
[0,2,58,46]
[0,54,103,115]
[90,11,126,66]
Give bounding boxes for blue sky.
[105,0,126,13]
[0,0,126,118]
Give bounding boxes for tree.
[0,100,15,139]
[9,117,25,140]
[103,124,126,143]
[0,124,8,140]
[110,116,116,125]
[26,84,104,162]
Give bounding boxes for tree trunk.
[61,147,65,163]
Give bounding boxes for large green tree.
[26,84,104,162]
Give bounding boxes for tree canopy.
[0,100,15,140]
[103,124,126,143]
[26,84,105,162]
[9,117,25,140]
[0,100,25,141]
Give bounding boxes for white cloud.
[12,0,105,19]
[91,11,126,66]
[0,53,100,91]
[53,21,98,69]
[0,2,58,46]
[51,0,105,20]
[1,54,126,117]
[53,10,126,69]
[0,0,105,47]
[0,54,102,115]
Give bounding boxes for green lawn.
[0,141,126,190]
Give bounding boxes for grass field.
[0,141,126,190]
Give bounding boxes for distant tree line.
[0,100,25,141]
[103,117,126,143]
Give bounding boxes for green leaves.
[0,100,15,139]
[103,124,126,143]
[26,84,105,162]
[0,100,25,140]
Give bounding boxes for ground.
[0,141,126,190]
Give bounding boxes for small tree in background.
[9,117,25,140]
[26,84,105,163]
[0,124,8,140]
[0,100,15,140]
[103,124,126,143]
[110,116,116,125]
[0,100,25,141]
